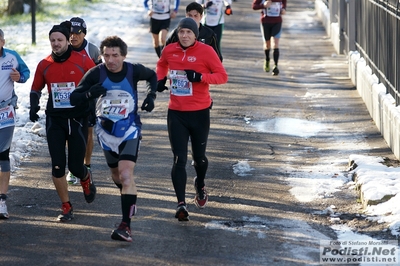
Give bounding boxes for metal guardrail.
[326,0,400,105]
[355,0,400,104]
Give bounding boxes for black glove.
[141,93,156,112]
[206,1,213,8]
[225,5,232,15]
[86,83,107,99]
[29,93,40,122]
[185,70,202,82]
[157,77,168,92]
[29,106,40,122]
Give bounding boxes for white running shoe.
[0,199,9,219]
[66,171,79,185]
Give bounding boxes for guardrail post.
[347,0,356,52]
[338,0,346,54]
[329,0,338,23]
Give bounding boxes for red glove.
[225,5,232,15]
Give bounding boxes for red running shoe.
[194,177,208,209]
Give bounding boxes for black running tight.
[46,116,88,178]
[167,108,210,203]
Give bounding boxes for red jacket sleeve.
[201,45,228,85]
[31,58,49,94]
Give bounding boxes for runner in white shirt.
[144,0,180,58]
[0,29,30,219]
[196,0,232,54]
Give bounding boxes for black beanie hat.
[70,17,87,35]
[49,21,71,41]
[177,18,199,38]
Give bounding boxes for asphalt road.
[1,0,396,265]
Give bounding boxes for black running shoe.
[272,65,279,76]
[194,177,208,209]
[57,202,73,222]
[80,170,96,203]
[111,222,132,242]
[175,203,189,221]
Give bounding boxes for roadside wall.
[315,0,400,160]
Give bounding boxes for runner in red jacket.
[29,21,96,222]
[252,0,286,75]
[156,17,228,221]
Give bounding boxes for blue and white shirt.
[196,0,232,26]
[144,0,180,20]
[0,47,30,107]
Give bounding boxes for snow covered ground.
[2,0,400,258]
[243,113,400,237]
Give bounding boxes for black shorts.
[150,18,170,34]
[261,22,282,41]
[103,138,141,168]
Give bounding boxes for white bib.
[101,99,130,121]
[170,70,193,96]
[0,105,15,129]
[265,2,281,17]
[51,82,76,108]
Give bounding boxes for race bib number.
[205,2,222,25]
[153,0,168,13]
[266,2,281,17]
[170,70,193,96]
[101,99,129,121]
[208,5,218,16]
[0,105,15,129]
[51,82,75,108]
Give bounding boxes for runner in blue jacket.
[70,36,157,242]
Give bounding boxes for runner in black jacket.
[165,2,223,62]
